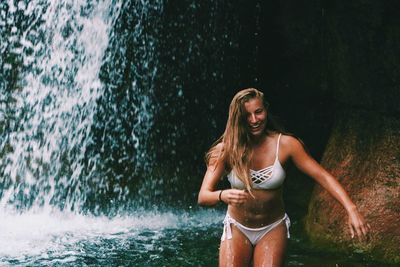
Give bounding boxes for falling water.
[0,0,161,212]
[1,0,116,211]
[0,1,227,265]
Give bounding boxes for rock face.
[305,110,400,264]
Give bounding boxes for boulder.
[305,110,400,264]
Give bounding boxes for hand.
[220,189,250,206]
[347,207,371,241]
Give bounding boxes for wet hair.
[205,88,287,192]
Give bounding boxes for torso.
[227,132,289,228]
[227,189,285,228]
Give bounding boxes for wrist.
[219,190,224,202]
[345,204,357,213]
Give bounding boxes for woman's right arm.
[198,144,226,206]
[198,143,250,206]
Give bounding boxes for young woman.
[198,88,370,267]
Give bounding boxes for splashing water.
[0,208,224,266]
[0,0,161,212]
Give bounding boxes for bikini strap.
[221,214,235,241]
[283,213,291,238]
[276,133,282,159]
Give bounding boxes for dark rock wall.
[323,1,400,114]
[298,1,400,263]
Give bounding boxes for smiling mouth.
[249,123,262,131]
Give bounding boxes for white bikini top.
[227,133,286,190]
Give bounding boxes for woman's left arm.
[286,136,370,240]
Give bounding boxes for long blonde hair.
[206,88,270,192]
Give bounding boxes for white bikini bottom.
[221,213,290,246]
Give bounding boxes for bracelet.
[219,190,224,202]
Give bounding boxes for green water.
[0,208,395,267]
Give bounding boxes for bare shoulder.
[279,134,305,154]
[212,142,224,155]
[279,134,301,146]
[207,142,226,167]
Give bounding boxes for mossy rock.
[305,110,400,264]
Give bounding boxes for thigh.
[219,225,253,267]
[253,222,288,267]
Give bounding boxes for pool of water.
[0,208,394,266]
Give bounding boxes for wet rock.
[305,110,400,264]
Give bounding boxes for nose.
[249,113,257,123]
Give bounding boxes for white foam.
[0,209,223,260]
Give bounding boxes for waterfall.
[0,0,161,212]
[0,2,254,265]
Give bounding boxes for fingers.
[358,216,370,239]
[355,224,364,241]
[349,221,363,241]
[348,212,371,241]
[348,220,355,239]
[224,189,250,205]
[360,221,369,237]
[352,219,364,241]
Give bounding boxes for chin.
[249,129,264,137]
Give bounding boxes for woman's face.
[243,97,267,137]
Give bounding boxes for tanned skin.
[198,97,370,267]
